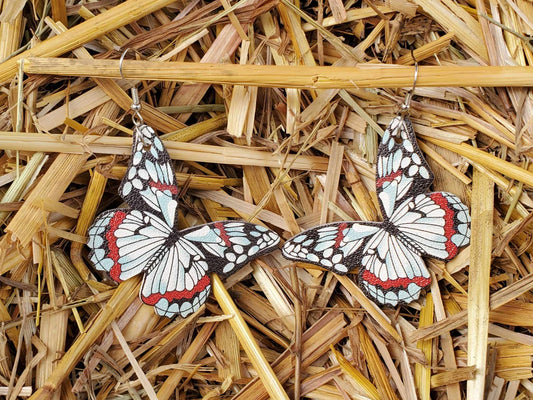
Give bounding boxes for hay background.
[0,0,533,399]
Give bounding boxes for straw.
[3,0,533,398]
[22,58,533,88]
[466,169,494,399]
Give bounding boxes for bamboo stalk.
[466,169,494,399]
[0,132,328,172]
[211,274,290,400]
[22,58,533,88]
[0,0,178,84]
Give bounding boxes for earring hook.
[119,48,144,126]
[119,48,131,81]
[400,50,418,113]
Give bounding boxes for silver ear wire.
[119,48,130,81]
[400,50,418,113]
[119,48,144,127]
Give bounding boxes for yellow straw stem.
[466,169,493,398]
[22,58,533,88]
[211,273,290,400]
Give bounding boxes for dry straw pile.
[0,0,533,399]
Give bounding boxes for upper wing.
[87,208,171,282]
[140,221,280,318]
[119,124,178,227]
[390,192,471,260]
[181,221,280,275]
[281,222,381,274]
[358,229,431,306]
[376,116,434,219]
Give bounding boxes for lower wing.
[141,221,280,318]
[358,229,431,306]
[87,209,171,282]
[140,240,212,318]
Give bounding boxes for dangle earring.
[281,58,471,306]
[86,50,280,318]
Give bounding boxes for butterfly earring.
[87,72,280,318]
[282,62,471,306]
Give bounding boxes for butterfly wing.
[182,221,281,275]
[358,229,431,305]
[119,124,178,226]
[87,208,172,282]
[140,221,280,318]
[281,222,432,305]
[139,241,212,318]
[391,192,471,260]
[377,116,434,219]
[281,222,382,274]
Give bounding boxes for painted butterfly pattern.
[282,116,471,306]
[87,125,280,318]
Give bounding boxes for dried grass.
[1,0,533,399]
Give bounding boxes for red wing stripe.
[429,193,458,259]
[142,275,211,305]
[106,211,128,282]
[376,170,402,188]
[334,222,348,248]
[361,270,430,290]
[214,222,232,246]
[149,181,178,194]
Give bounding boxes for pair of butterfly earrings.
[87,84,471,318]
